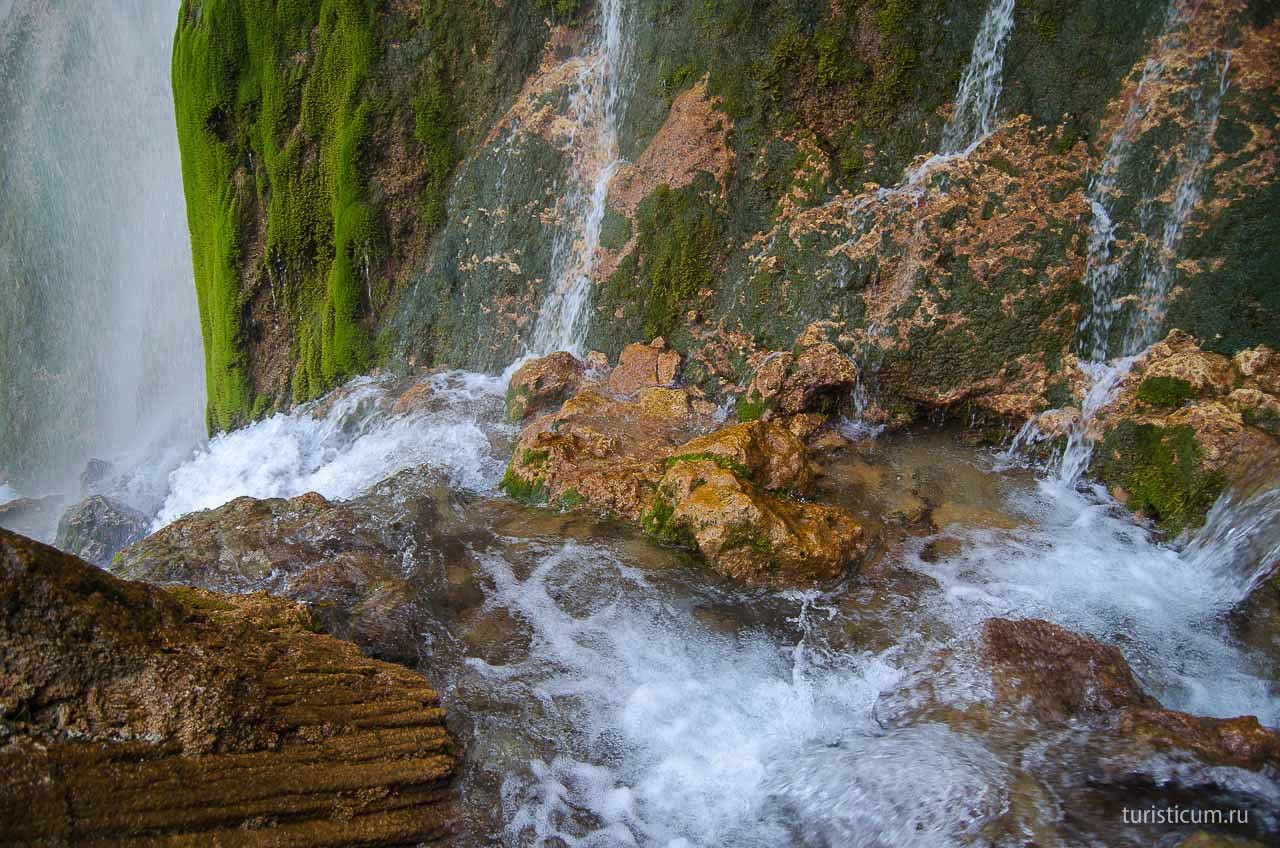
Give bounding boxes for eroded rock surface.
[0,529,457,845]
[506,351,586,421]
[55,495,149,567]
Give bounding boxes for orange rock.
[506,351,586,421]
[608,339,683,396]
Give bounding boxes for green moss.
[719,521,773,555]
[558,487,584,508]
[413,66,456,234]
[1092,422,1224,535]
[633,184,718,340]
[173,0,378,430]
[499,466,549,505]
[736,391,767,423]
[1136,375,1195,408]
[522,448,550,466]
[166,586,234,612]
[641,483,694,547]
[665,452,755,482]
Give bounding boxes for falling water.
[0,1,203,507]
[940,0,1017,156]
[530,0,634,356]
[1048,0,1233,482]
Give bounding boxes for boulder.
[79,457,114,495]
[981,618,1280,774]
[506,351,586,421]
[0,494,64,541]
[501,386,717,520]
[113,492,422,664]
[54,495,149,568]
[0,529,456,844]
[981,618,1157,722]
[607,338,682,396]
[645,456,863,588]
[672,420,814,493]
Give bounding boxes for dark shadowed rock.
[0,494,65,541]
[55,495,149,567]
[113,492,423,664]
[0,528,457,844]
[79,457,114,495]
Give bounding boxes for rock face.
[741,327,859,421]
[54,495,149,567]
[1077,331,1280,533]
[113,492,422,664]
[981,618,1280,774]
[0,494,64,541]
[0,528,457,844]
[506,351,586,421]
[503,365,866,587]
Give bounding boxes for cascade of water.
[0,1,204,502]
[1048,0,1233,482]
[530,0,633,356]
[940,0,1017,156]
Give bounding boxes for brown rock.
[672,420,814,493]
[650,458,863,588]
[1116,708,1280,772]
[113,492,423,664]
[0,529,456,844]
[981,618,1157,722]
[501,386,716,520]
[390,380,435,416]
[608,339,682,396]
[743,336,858,419]
[506,351,586,421]
[930,501,1021,531]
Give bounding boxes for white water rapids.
[139,370,1278,845]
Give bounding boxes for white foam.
[0,483,18,506]
[462,542,1010,846]
[913,476,1279,725]
[152,371,510,529]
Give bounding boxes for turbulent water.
[139,375,1279,845]
[530,0,636,355]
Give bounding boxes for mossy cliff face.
[172,0,550,429]
[175,0,1279,437]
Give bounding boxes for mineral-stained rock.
[742,335,858,421]
[982,618,1280,775]
[646,457,863,588]
[54,495,149,567]
[607,338,682,396]
[981,618,1158,721]
[0,529,457,844]
[671,420,814,493]
[1077,330,1280,533]
[501,385,717,520]
[79,457,114,495]
[506,351,586,421]
[113,492,422,664]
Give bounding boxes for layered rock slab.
[0,528,457,845]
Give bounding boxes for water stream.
[530,0,635,355]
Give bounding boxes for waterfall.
[940,0,1017,156]
[529,0,634,356]
[0,1,203,503]
[895,0,1016,191]
[1052,0,1233,483]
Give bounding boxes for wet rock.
[1085,331,1280,534]
[0,494,64,541]
[390,380,435,415]
[742,331,858,421]
[983,618,1280,774]
[506,351,586,421]
[1177,832,1269,848]
[646,457,863,588]
[501,386,717,520]
[113,492,422,664]
[0,529,456,844]
[607,338,682,396]
[54,495,149,568]
[78,457,114,495]
[672,420,814,493]
[982,618,1158,722]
